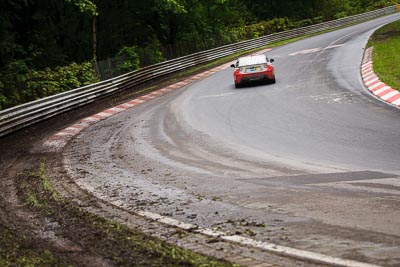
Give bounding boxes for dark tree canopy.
[0,0,396,69]
[0,0,397,109]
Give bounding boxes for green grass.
[0,164,66,267]
[0,225,60,267]
[368,20,400,91]
[1,162,240,267]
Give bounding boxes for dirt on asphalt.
[0,76,317,267]
[0,86,243,266]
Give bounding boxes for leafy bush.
[292,19,313,28]
[0,62,99,111]
[115,46,140,74]
[272,17,291,32]
[138,37,165,66]
[370,0,398,10]
[334,12,348,19]
[238,17,293,40]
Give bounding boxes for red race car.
[230,54,275,88]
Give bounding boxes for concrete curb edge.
[361,47,400,108]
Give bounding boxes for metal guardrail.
[0,5,397,138]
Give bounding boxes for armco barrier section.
[0,5,397,137]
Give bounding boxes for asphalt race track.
[62,13,400,266]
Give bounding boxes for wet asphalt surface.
[60,13,400,267]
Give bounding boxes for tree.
[65,0,98,60]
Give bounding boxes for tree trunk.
[92,17,97,61]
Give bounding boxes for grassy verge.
[1,162,239,267]
[368,20,400,91]
[0,225,61,266]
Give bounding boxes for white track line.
[141,208,381,267]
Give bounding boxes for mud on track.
[0,79,320,267]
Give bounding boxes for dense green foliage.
[0,60,99,109]
[0,0,397,110]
